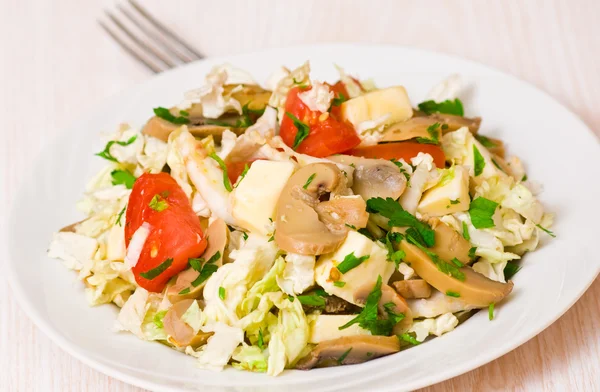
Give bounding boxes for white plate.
[6,44,600,392]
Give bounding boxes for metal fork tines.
[99,0,204,73]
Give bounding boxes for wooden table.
[1,0,598,390]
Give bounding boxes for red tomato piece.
[279,86,361,157]
[347,142,446,168]
[125,173,207,292]
[327,81,348,119]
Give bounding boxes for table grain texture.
[1,0,599,391]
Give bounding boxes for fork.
[99,0,204,73]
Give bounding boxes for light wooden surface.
[1,0,599,391]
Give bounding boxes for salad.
[48,62,554,374]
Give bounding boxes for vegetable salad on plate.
[48,62,554,374]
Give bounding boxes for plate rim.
[5,42,600,392]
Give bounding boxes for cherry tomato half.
[279,86,361,157]
[125,173,207,292]
[347,142,446,168]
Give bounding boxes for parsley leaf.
[331,92,347,108]
[468,246,477,259]
[209,153,233,192]
[488,303,495,320]
[303,173,316,189]
[339,276,401,336]
[504,261,521,280]
[297,293,326,307]
[367,197,435,247]
[345,223,357,230]
[450,199,460,205]
[446,290,461,298]
[475,134,497,148]
[111,170,136,189]
[337,348,352,364]
[139,258,173,280]
[334,281,346,287]
[235,164,250,188]
[115,205,126,226]
[521,174,528,182]
[95,135,138,162]
[391,159,411,182]
[417,98,464,116]
[357,228,375,240]
[415,122,441,145]
[380,232,405,268]
[399,333,420,345]
[473,144,485,176]
[406,230,465,281]
[242,232,249,241]
[149,194,169,212]
[178,288,191,295]
[536,224,556,238]
[219,287,226,300]
[154,107,191,124]
[337,252,370,274]
[469,197,498,229]
[462,221,470,240]
[285,112,310,150]
[190,253,221,288]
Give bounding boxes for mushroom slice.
[355,283,413,334]
[413,111,482,133]
[275,163,364,255]
[428,218,472,265]
[328,155,407,200]
[226,84,272,111]
[59,219,86,233]
[295,335,400,369]
[142,113,245,143]
[392,279,432,299]
[167,218,229,303]
[399,241,514,307]
[163,299,214,348]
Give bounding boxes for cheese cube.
[340,86,413,129]
[309,315,371,343]
[418,165,470,216]
[231,160,295,235]
[315,231,395,305]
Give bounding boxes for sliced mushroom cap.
[428,218,473,265]
[355,283,413,334]
[392,279,432,299]
[162,299,213,348]
[328,155,407,200]
[275,163,366,255]
[226,84,272,110]
[399,240,514,307]
[60,219,86,233]
[413,111,482,133]
[167,218,228,303]
[295,335,400,369]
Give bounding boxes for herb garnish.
[139,258,173,280]
[521,174,528,182]
[242,232,249,241]
[190,251,221,287]
[219,287,226,300]
[475,134,497,148]
[334,281,346,287]
[462,221,470,240]
[398,333,420,345]
[337,252,370,274]
[536,224,556,238]
[235,164,250,188]
[331,92,347,108]
[345,223,357,230]
[153,310,167,328]
[406,230,465,281]
[111,170,136,189]
[488,303,495,320]
[469,197,498,229]
[303,173,316,189]
[473,144,485,176]
[208,153,233,192]
[380,232,406,268]
[450,199,460,205]
[503,261,521,280]
[416,122,441,145]
[285,112,310,150]
[367,197,435,247]
[257,329,265,349]
[154,107,190,124]
[297,293,326,307]
[95,135,138,162]
[446,290,461,298]
[116,205,127,226]
[468,246,477,259]
[339,276,404,336]
[337,348,352,365]
[417,98,464,116]
[149,194,169,212]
